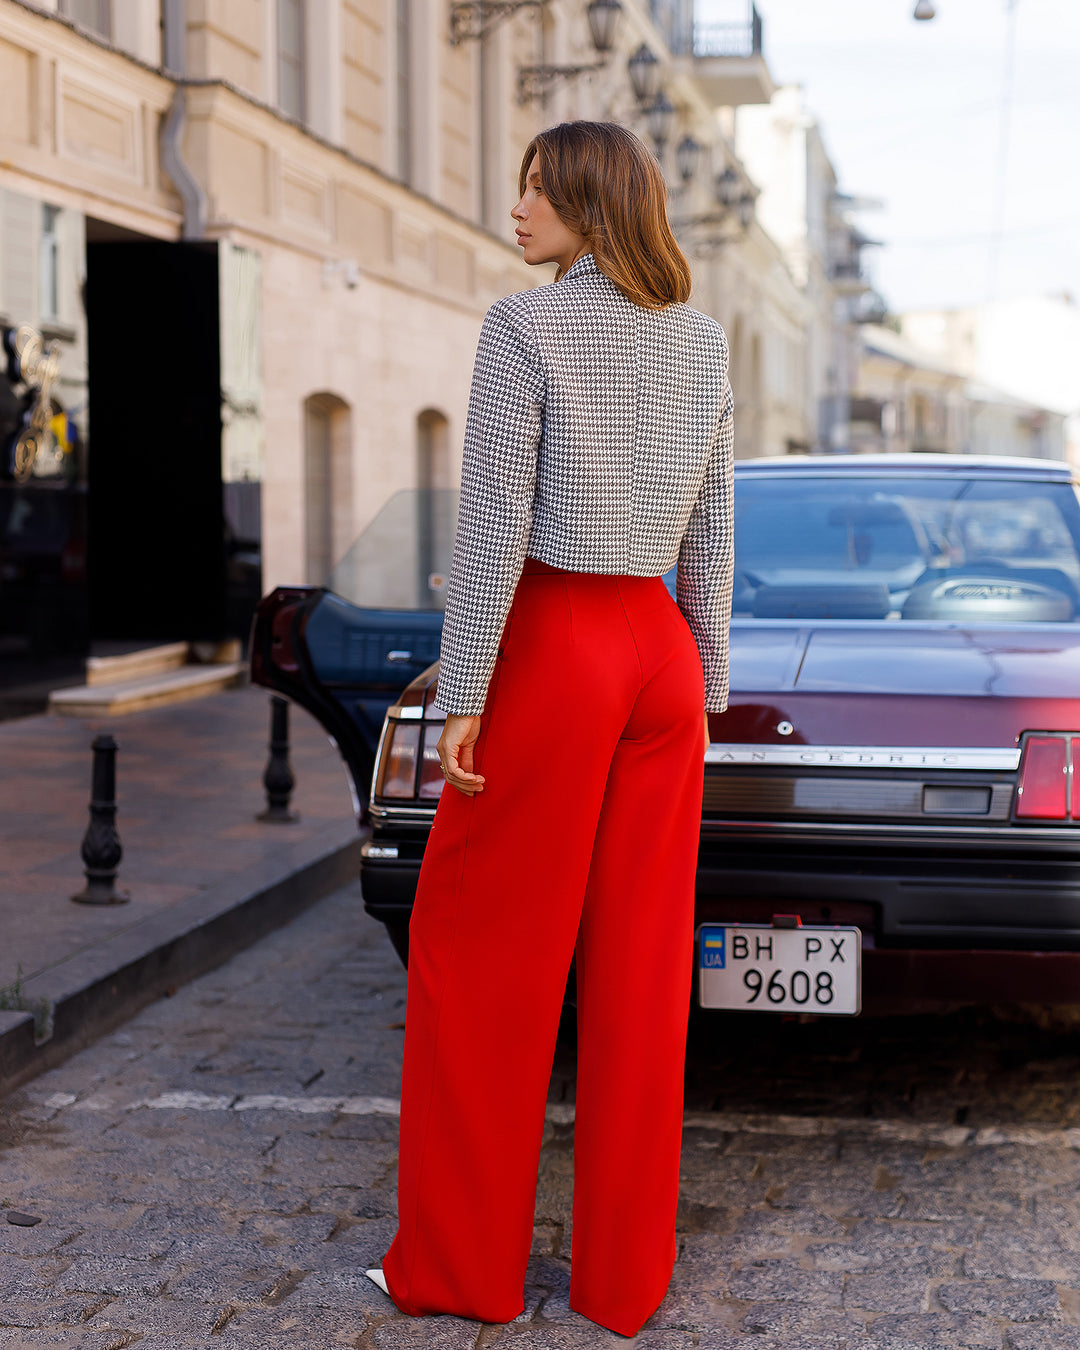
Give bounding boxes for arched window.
[417,407,450,493]
[303,393,352,585]
[416,408,451,607]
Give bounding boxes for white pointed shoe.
[365,1268,390,1297]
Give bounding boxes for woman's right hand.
[438,714,486,796]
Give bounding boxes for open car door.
[249,489,457,818]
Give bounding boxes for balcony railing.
[672,3,763,58]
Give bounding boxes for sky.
[699,0,1080,315]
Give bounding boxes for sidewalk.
[0,683,366,1094]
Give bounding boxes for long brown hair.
[518,121,692,310]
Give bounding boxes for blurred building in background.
[900,295,1080,465]
[850,324,1064,459]
[734,82,884,456]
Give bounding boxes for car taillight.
[1075,753,1080,820]
[376,722,421,798]
[418,727,445,800]
[1015,735,1070,820]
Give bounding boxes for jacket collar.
[561,252,599,283]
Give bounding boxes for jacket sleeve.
[675,368,735,713]
[434,297,545,716]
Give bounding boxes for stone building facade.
[0,0,846,695]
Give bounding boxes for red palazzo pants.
[381,556,706,1337]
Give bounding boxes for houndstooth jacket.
[435,251,735,717]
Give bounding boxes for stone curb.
[0,820,366,1099]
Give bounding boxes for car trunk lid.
[792,624,1080,700]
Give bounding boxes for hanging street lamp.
[669,161,757,254]
[646,92,675,157]
[714,166,741,208]
[449,0,546,45]
[586,0,622,53]
[517,0,623,101]
[627,44,661,105]
[675,134,702,185]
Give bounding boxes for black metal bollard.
[72,733,129,905]
[257,695,298,823]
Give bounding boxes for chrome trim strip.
[705,744,1021,771]
[361,841,400,858]
[728,618,1080,634]
[701,778,1012,822]
[369,802,439,821]
[735,464,1074,481]
[388,704,423,719]
[369,725,388,805]
[370,807,1080,837]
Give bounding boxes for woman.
[367,120,734,1337]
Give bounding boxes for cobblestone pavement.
[2,884,1080,1349]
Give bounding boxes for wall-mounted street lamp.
[517,0,623,103]
[675,134,702,185]
[449,0,545,45]
[627,43,661,105]
[734,191,756,229]
[646,91,675,158]
[714,166,741,208]
[669,164,757,254]
[714,166,758,226]
[584,0,621,51]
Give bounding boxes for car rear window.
[732,475,1080,623]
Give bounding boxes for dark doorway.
[85,241,226,642]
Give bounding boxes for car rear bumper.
[695,833,1080,950]
[862,946,1080,1009]
[361,836,1080,1007]
[360,842,424,928]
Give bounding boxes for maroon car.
[251,455,1080,1017]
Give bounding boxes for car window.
[733,476,1080,623]
[738,498,927,572]
[325,489,459,611]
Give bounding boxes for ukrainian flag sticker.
[700,926,726,969]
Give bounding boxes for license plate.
[697,924,862,1015]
